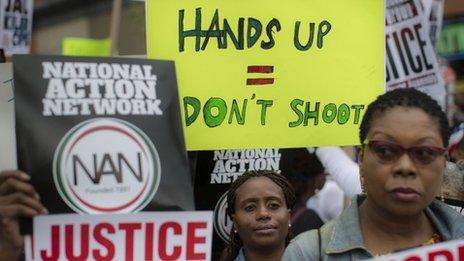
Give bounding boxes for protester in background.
[280,149,324,235]
[306,178,344,223]
[451,82,464,128]
[0,170,47,261]
[284,88,464,260]
[312,146,361,198]
[220,170,294,261]
[448,123,464,162]
[440,161,464,215]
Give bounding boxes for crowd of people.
[1,89,464,260]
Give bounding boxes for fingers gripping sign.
[0,170,48,260]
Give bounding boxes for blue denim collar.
[234,248,246,261]
[326,195,464,255]
[425,199,464,240]
[326,195,369,254]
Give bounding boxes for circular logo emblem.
[53,118,160,214]
[213,191,233,242]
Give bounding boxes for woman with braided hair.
[220,170,295,261]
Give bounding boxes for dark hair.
[279,148,325,201]
[359,88,450,147]
[280,148,324,182]
[220,170,295,261]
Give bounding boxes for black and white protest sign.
[14,55,194,220]
[386,0,445,105]
[423,0,444,49]
[0,0,33,55]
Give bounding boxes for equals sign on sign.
[246,65,275,86]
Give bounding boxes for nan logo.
[53,118,160,214]
[213,191,233,242]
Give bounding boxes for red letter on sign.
[428,249,453,261]
[119,223,142,261]
[187,222,207,260]
[92,223,115,261]
[459,245,464,259]
[65,224,89,261]
[145,223,154,260]
[159,222,182,260]
[404,256,421,261]
[40,225,60,261]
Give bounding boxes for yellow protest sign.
[147,0,384,150]
[62,38,111,57]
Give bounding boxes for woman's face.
[232,176,290,251]
[361,106,446,217]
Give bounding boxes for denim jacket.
[283,195,464,260]
[233,249,246,261]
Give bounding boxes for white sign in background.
[386,0,446,107]
[423,0,444,49]
[423,0,433,18]
[29,211,213,261]
[0,0,33,56]
[0,63,16,170]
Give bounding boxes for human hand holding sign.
[0,170,47,261]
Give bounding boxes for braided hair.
[359,88,450,147]
[220,170,296,261]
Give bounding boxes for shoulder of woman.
[428,200,464,239]
[283,229,319,260]
[283,222,336,260]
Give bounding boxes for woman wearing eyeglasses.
[283,88,464,260]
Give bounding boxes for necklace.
[373,233,442,257]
